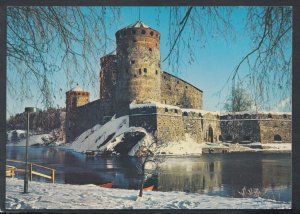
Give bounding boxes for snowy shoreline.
[6,178,291,209]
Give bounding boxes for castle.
[65,21,291,146]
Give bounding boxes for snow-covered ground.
[6,130,64,147]
[6,178,290,209]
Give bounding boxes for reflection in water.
[6,147,291,201]
[158,160,222,193]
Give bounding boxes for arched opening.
[208,126,213,143]
[141,30,146,34]
[183,112,188,117]
[283,114,287,119]
[165,108,168,113]
[268,113,272,119]
[150,31,154,36]
[174,109,178,114]
[274,134,282,142]
[219,135,223,142]
[144,68,147,74]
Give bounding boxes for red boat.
[99,182,113,188]
[143,185,154,191]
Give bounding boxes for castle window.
[183,112,188,117]
[142,30,146,34]
[283,114,287,118]
[175,109,178,113]
[185,86,188,89]
[150,31,154,36]
[165,108,168,113]
[274,134,282,142]
[130,60,135,64]
[199,113,202,117]
[134,74,137,77]
[177,81,179,84]
[268,113,272,119]
[133,39,137,42]
[156,70,158,75]
[144,68,147,73]
[149,48,152,52]
[139,69,142,75]
[132,29,136,34]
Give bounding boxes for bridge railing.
[6,159,55,183]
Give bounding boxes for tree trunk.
[139,169,145,197]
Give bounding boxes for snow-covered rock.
[5,178,291,209]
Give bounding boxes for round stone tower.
[115,21,162,115]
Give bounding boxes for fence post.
[30,163,32,181]
[52,170,55,183]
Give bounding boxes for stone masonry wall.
[258,113,292,144]
[161,72,203,109]
[220,114,261,143]
[156,106,185,143]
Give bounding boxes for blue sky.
[6,6,292,118]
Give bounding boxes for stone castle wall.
[161,72,203,109]
[258,113,292,144]
[220,113,292,144]
[100,54,117,114]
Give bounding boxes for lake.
[6,146,291,202]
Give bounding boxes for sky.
[6,6,292,118]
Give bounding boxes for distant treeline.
[7,108,66,134]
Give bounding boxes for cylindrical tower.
[65,85,90,143]
[100,54,117,115]
[115,21,162,115]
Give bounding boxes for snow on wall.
[70,115,154,156]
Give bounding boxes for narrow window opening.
[139,69,141,75]
[130,60,135,64]
[165,108,168,113]
[155,70,158,75]
[268,113,272,119]
[149,48,152,52]
[150,31,154,36]
[144,68,147,73]
[142,30,146,34]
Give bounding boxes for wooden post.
[30,163,32,181]
[52,170,55,183]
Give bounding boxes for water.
[6,146,291,202]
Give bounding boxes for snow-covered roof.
[70,85,83,92]
[127,21,150,29]
[220,111,292,116]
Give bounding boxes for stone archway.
[208,126,213,143]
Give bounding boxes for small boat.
[143,185,154,191]
[99,182,113,188]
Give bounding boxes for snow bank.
[6,133,55,147]
[5,178,290,209]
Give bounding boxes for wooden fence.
[6,159,55,183]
